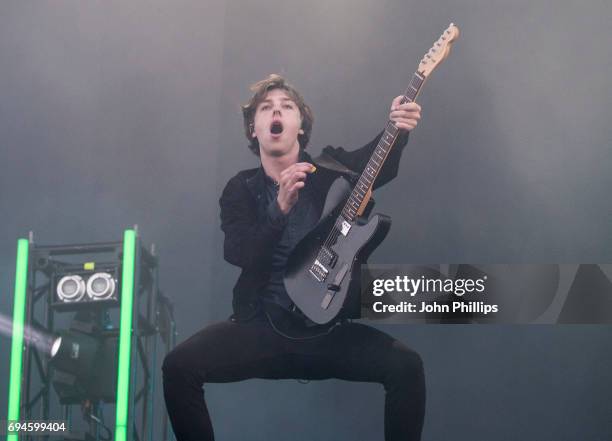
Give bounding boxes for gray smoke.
[0,313,56,356]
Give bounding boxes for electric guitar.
[283,24,460,324]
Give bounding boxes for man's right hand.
[277,162,316,214]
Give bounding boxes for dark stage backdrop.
[1,1,611,440]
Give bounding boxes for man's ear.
[250,123,256,138]
[298,128,304,135]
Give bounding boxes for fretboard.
[341,71,426,221]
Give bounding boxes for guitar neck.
[341,71,427,221]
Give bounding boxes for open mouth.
[270,121,283,135]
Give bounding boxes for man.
[163,74,424,441]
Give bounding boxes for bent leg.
[161,319,293,441]
[319,322,426,441]
[162,318,425,441]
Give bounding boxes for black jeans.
[162,314,425,441]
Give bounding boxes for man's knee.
[162,348,182,379]
[384,343,425,386]
[162,346,200,384]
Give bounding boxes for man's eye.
[260,105,271,111]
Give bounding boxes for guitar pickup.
[318,247,337,268]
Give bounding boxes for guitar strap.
[313,150,376,217]
[312,151,359,182]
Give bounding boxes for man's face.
[252,88,303,157]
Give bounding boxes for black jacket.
[219,130,409,321]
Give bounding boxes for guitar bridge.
[309,259,329,282]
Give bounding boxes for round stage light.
[86,272,116,300]
[56,275,86,302]
[49,331,99,376]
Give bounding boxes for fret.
[404,73,424,102]
[329,66,439,242]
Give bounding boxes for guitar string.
[318,119,402,262]
[316,84,417,268]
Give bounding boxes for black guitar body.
[284,177,391,324]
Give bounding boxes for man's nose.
[273,108,281,116]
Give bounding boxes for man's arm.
[321,129,409,190]
[320,97,421,189]
[219,175,287,270]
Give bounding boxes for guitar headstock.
[418,23,460,78]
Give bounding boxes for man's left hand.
[389,95,421,132]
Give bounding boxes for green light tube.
[7,239,29,441]
[115,229,137,441]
